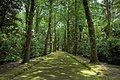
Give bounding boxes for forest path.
[0,51,120,80]
[13,51,91,80]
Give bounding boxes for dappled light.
[1,51,116,80]
[80,70,97,76]
[0,0,120,79]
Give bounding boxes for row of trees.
[0,0,120,65]
[22,0,99,64]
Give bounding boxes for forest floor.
[0,51,120,80]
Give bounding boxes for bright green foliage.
[0,31,23,62]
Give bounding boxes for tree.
[44,0,53,55]
[73,0,78,55]
[66,3,70,52]
[82,0,99,64]
[22,0,35,63]
[104,0,112,38]
[53,14,57,52]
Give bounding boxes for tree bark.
[82,0,99,64]
[104,0,111,38]
[73,0,78,55]
[22,0,35,63]
[44,0,53,55]
[53,15,57,52]
[63,25,67,51]
[49,0,53,53]
[66,5,70,52]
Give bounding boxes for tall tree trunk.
[44,0,53,55]
[82,0,99,64]
[104,0,111,38]
[73,0,78,55]
[63,25,67,51]
[25,0,30,31]
[35,9,39,33]
[22,0,35,63]
[53,16,57,52]
[49,0,53,53]
[35,8,43,33]
[44,27,50,55]
[66,5,70,52]
[56,31,60,50]
[78,24,83,42]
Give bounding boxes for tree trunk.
[73,0,78,55]
[49,0,53,53]
[44,0,53,55]
[35,9,39,33]
[53,16,57,52]
[82,0,99,64]
[63,25,67,51]
[104,0,111,38]
[22,0,35,63]
[56,31,60,50]
[44,27,50,55]
[66,5,70,52]
[35,8,43,33]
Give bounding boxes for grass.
[0,51,120,80]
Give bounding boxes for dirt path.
[0,62,20,74]
[0,51,120,80]
[102,63,120,78]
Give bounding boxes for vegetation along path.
[0,51,120,80]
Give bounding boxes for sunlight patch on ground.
[32,70,43,75]
[21,75,28,78]
[49,74,56,77]
[89,64,108,76]
[31,76,40,80]
[80,70,96,76]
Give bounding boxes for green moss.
[0,51,120,80]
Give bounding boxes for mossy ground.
[0,51,120,80]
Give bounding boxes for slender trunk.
[53,17,57,52]
[73,0,78,55]
[57,31,60,50]
[35,10,39,33]
[44,0,53,54]
[49,0,53,53]
[63,25,67,51]
[53,27,57,51]
[78,24,83,42]
[22,0,35,63]
[66,6,70,52]
[44,27,50,55]
[82,0,99,64]
[25,1,30,31]
[104,0,111,38]
[35,8,43,33]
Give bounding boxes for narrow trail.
[0,51,120,80]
